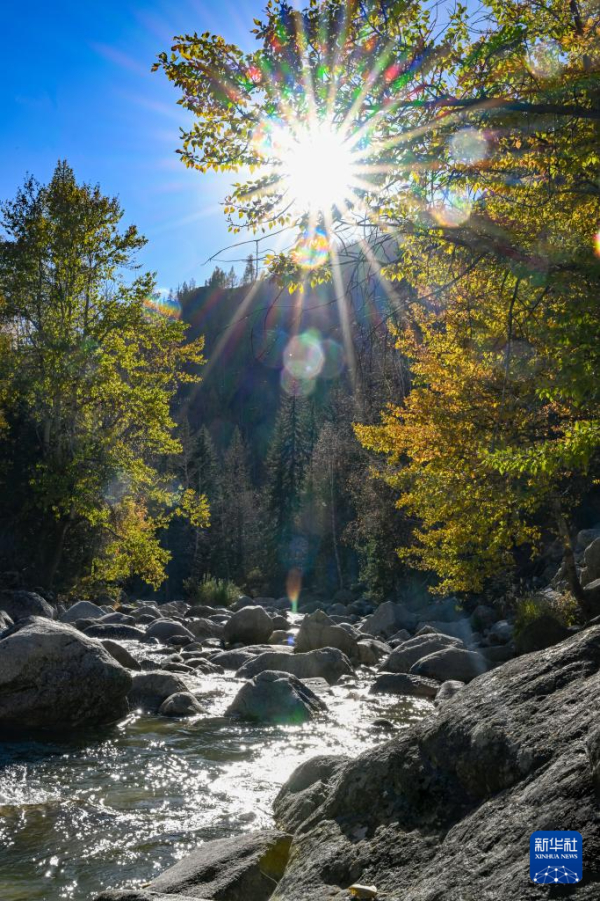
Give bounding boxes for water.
[0,654,431,901]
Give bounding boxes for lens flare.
[286,567,302,614]
[144,291,181,320]
[430,190,473,227]
[280,368,316,397]
[283,330,324,380]
[449,128,488,165]
[526,40,562,78]
[594,230,600,257]
[292,227,330,269]
[320,339,345,379]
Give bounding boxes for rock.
[582,537,600,586]
[333,588,355,605]
[223,605,274,646]
[470,604,497,631]
[159,691,204,717]
[370,718,395,731]
[0,617,131,729]
[584,578,600,619]
[94,893,205,901]
[515,614,569,654]
[273,755,348,833]
[0,590,54,621]
[0,610,14,634]
[387,628,411,644]
[328,602,349,616]
[100,639,141,670]
[96,612,136,625]
[480,643,516,664]
[379,634,463,674]
[294,610,360,662]
[271,614,290,631]
[434,680,465,705]
[356,639,390,667]
[128,671,189,713]
[410,647,488,683]
[210,649,256,670]
[150,830,292,900]
[226,671,326,724]
[237,647,354,685]
[370,672,439,699]
[577,525,600,548]
[415,619,473,641]
[60,600,105,623]
[145,619,194,642]
[359,601,417,639]
[187,617,224,640]
[271,626,600,901]
[269,629,292,645]
[84,623,148,642]
[488,619,514,644]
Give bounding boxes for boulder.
[237,647,353,685]
[210,649,256,670]
[84,623,147,642]
[577,525,600,548]
[581,537,600,586]
[470,604,497,631]
[159,691,204,717]
[128,671,189,713]
[100,639,141,670]
[223,606,274,646]
[488,619,514,644]
[96,612,136,625]
[379,634,463,674]
[94,893,205,901]
[294,610,360,662]
[387,628,411,645]
[414,619,473,642]
[0,610,13,634]
[273,755,348,833]
[515,614,569,654]
[187,617,224,640]
[410,647,488,683]
[226,670,326,724]
[434,679,465,705]
[369,672,439,699]
[145,619,194,642]
[150,830,292,901]
[270,626,600,901]
[0,590,54,621]
[0,617,131,728]
[356,639,391,667]
[359,601,417,639]
[60,600,105,623]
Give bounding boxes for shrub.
[514,592,579,639]
[183,574,239,607]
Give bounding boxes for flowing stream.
[0,643,431,901]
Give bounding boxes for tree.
[205,266,227,288]
[155,0,600,611]
[242,254,255,285]
[0,162,209,591]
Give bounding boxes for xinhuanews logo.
[530,831,583,885]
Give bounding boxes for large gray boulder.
[410,646,488,683]
[294,610,360,662]
[227,670,326,724]
[60,600,105,623]
[378,634,463,674]
[146,619,194,642]
[223,605,274,645]
[84,623,147,642]
[273,755,348,834]
[100,639,141,670]
[369,672,439,699]
[0,590,54,621]
[237,647,353,685]
[269,626,600,901]
[187,617,224,640]
[515,614,569,654]
[158,691,204,717]
[356,638,391,666]
[150,830,292,900]
[128,671,189,713]
[359,601,417,639]
[582,537,600,586]
[0,617,131,729]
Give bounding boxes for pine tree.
[242,254,255,285]
[222,427,261,580]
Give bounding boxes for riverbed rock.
[273,755,349,834]
[356,638,390,666]
[150,829,292,900]
[100,639,141,670]
[0,617,131,729]
[269,625,600,901]
[237,647,353,685]
[146,618,194,642]
[60,600,105,623]
[223,605,274,646]
[514,613,569,654]
[84,623,148,642]
[94,892,206,900]
[187,617,225,640]
[159,691,205,717]
[0,610,13,634]
[0,589,54,621]
[378,634,463,674]
[210,648,256,669]
[128,671,189,713]
[294,610,360,662]
[410,646,488,683]
[226,670,326,724]
[369,672,439,699]
[359,601,417,639]
[434,679,465,705]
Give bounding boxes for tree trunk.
[551,498,587,617]
[45,515,71,589]
[330,458,343,590]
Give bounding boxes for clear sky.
[0,0,265,292]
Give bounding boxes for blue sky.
[0,0,264,292]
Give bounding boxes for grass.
[183,574,240,608]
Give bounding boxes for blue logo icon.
[530,831,582,884]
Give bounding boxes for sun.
[280,124,358,214]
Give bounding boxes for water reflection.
[0,660,431,901]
